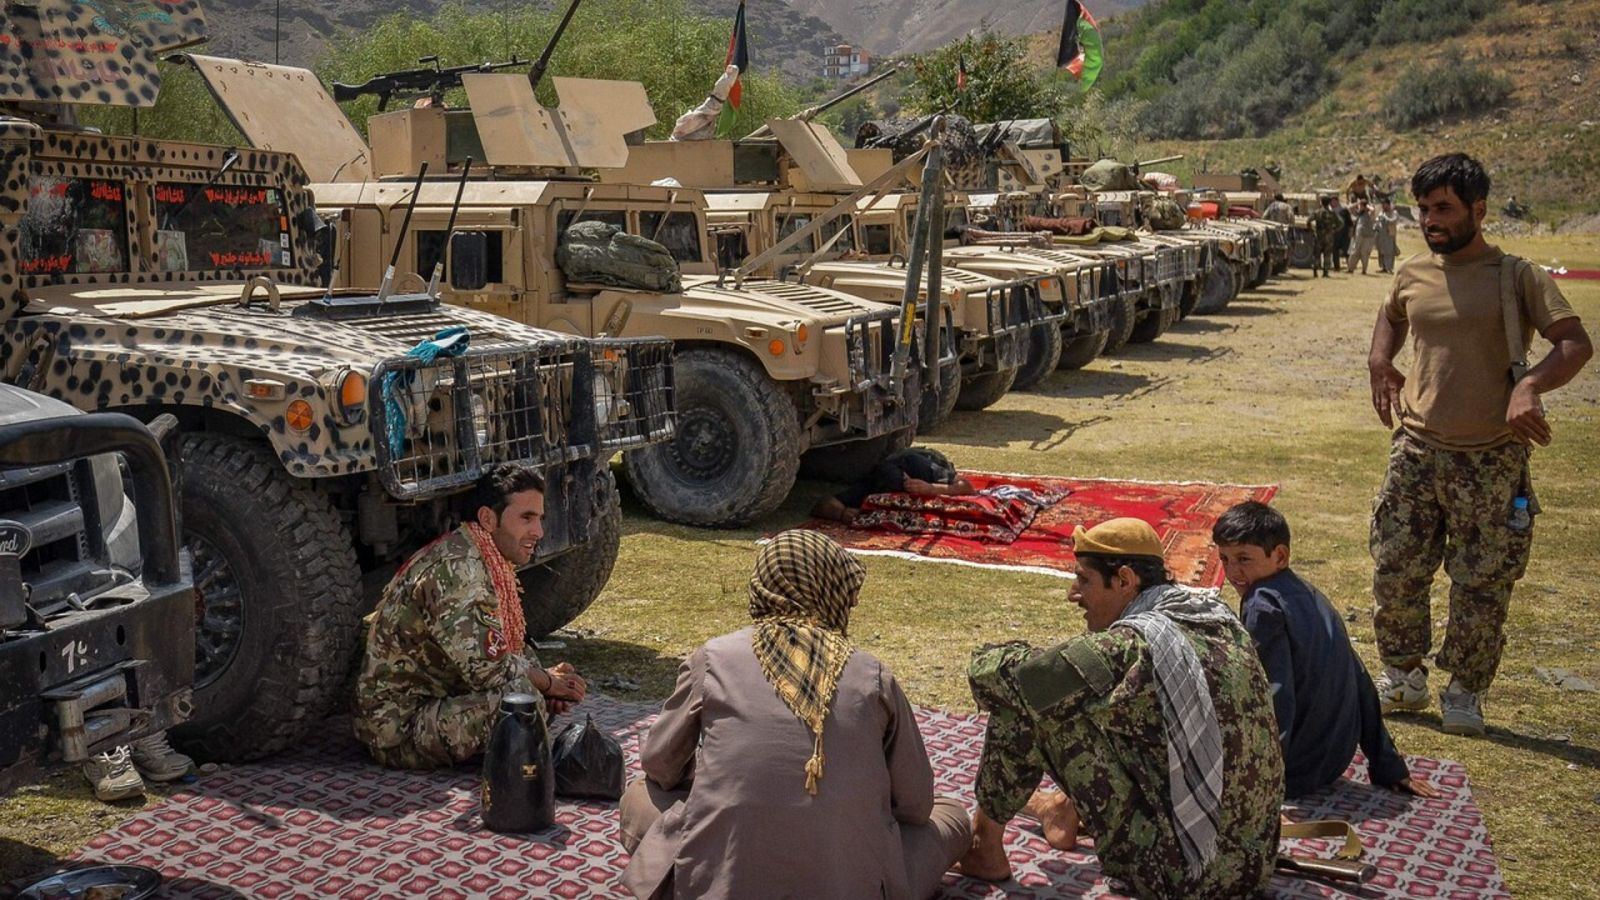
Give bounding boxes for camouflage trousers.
[1312,236,1338,275]
[362,674,540,770]
[1371,431,1534,693]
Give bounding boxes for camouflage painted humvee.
[0,4,673,760]
[176,57,919,527]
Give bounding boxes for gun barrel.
[1139,154,1185,167]
[744,64,902,140]
[530,0,584,89]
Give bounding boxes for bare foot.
[1024,789,1080,851]
[953,812,1012,882]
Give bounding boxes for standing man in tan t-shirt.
[1366,153,1592,736]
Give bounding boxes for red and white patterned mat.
[50,696,1504,899]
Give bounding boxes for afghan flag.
[717,0,750,137]
[1055,0,1104,90]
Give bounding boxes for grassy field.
[3,233,1598,895]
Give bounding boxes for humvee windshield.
[638,211,703,264]
[861,223,893,256]
[18,176,130,275]
[775,212,817,254]
[17,173,294,276]
[154,182,292,271]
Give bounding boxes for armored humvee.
[1,7,673,760]
[0,390,192,791]
[612,131,1037,425]
[181,57,919,527]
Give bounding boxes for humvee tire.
[1128,299,1178,345]
[173,435,361,761]
[917,362,962,434]
[520,464,622,638]
[1012,323,1064,391]
[624,348,802,528]
[799,426,915,484]
[1178,280,1200,320]
[954,366,1018,411]
[1058,328,1109,370]
[1248,257,1271,289]
[1289,235,1314,269]
[1103,295,1139,354]
[1193,258,1236,315]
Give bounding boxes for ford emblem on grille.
[0,521,33,557]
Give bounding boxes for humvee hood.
[0,382,79,426]
[679,276,886,326]
[23,292,584,383]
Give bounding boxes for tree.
[318,0,801,141]
[79,0,802,144]
[903,30,1073,125]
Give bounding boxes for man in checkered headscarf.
[619,529,972,899]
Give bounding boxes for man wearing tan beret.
[956,518,1284,899]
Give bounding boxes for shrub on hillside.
[1380,51,1512,129]
[1371,0,1497,46]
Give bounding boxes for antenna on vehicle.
[429,158,473,299]
[378,162,429,304]
[161,148,241,231]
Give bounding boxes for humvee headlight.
[335,369,368,426]
[767,339,786,357]
[286,400,314,433]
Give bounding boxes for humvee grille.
[370,346,596,500]
[596,338,675,452]
[0,462,113,617]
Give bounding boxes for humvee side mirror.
[450,232,489,291]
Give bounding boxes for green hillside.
[1083,0,1600,226]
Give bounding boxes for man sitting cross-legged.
[958,518,1284,899]
[1213,501,1440,801]
[353,463,587,769]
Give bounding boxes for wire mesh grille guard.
[595,337,675,453]
[370,346,595,499]
[844,311,917,436]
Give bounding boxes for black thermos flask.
[481,693,555,833]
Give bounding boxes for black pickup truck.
[0,385,193,792]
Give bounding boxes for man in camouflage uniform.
[956,518,1283,899]
[1308,196,1342,277]
[354,463,588,768]
[1368,154,1591,736]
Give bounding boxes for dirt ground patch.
[3,234,1597,896]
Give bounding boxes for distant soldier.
[1308,196,1342,277]
[1263,193,1295,225]
[956,518,1283,899]
[1332,197,1354,270]
[1375,198,1401,273]
[1347,199,1378,275]
[1368,153,1592,736]
[354,463,587,769]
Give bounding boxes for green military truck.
[1,6,673,760]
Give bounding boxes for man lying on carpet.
[811,446,975,524]
[353,463,588,769]
[1213,502,1442,801]
[618,530,973,900]
[958,518,1284,899]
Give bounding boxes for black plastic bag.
[552,714,626,801]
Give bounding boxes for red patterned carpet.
[790,474,1278,587]
[44,695,1505,899]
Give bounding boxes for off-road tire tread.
[1102,295,1139,353]
[172,434,361,762]
[954,365,1018,411]
[623,348,801,528]
[1057,327,1109,370]
[1012,323,1064,390]
[520,464,621,637]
